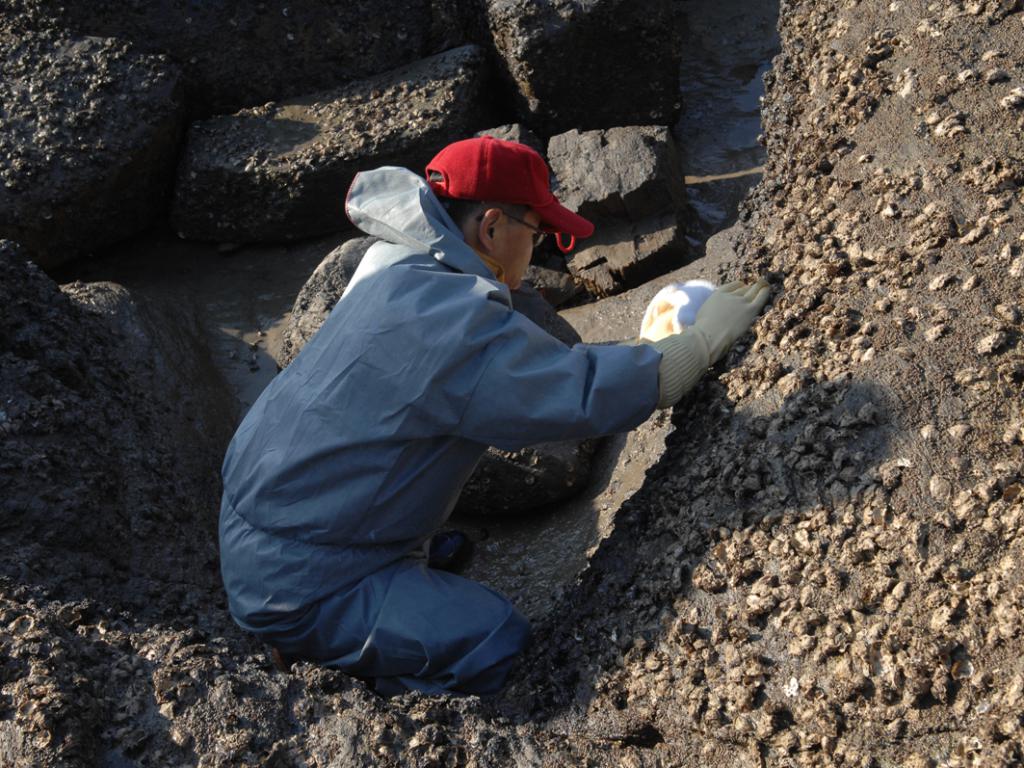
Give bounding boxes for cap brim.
[533,198,595,239]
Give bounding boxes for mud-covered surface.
[674,0,781,238]
[3,0,1024,766]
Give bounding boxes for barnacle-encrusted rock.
[0,29,184,268]
[172,45,492,243]
[482,0,680,134]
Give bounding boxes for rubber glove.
[692,278,771,363]
[649,278,770,409]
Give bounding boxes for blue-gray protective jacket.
[219,167,663,637]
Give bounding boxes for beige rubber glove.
[692,278,771,363]
[649,278,771,409]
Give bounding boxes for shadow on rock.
[500,372,896,738]
[0,243,232,626]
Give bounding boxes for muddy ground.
[3,0,1024,766]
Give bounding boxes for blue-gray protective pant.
[261,557,531,696]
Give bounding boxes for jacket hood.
[345,166,495,281]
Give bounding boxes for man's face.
[479,207,541,291]
[497,209,541,291]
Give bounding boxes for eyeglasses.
[478,210,548,247]
[503,211,548,247]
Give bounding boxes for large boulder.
[171,45,493,244]
[276,236,379,368]
[20,0,479,116]
[0,240,237,765]
[483,0,680,135]
[547,126,692,296]
[0,29,184,270]
[0,240,228,605]
[274,240,597,515]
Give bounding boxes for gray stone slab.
[171,45,493,243]
[548,126,692,296]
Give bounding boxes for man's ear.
[477,208,502,253]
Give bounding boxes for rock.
[277,243,596,515]
[32,0,474,115]
[547,126,691,297]
[0,241,226,606]
[976,330,1008,355]
[549,127,688,222]
[475,124,544,154]
[455,437,597,516]
[524,261,580,308]
[0,30,184,269]
[62,280,239,451]
[171,45,492,243]
[565,214,690,297]
[482,0,680,134]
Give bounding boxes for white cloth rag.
[639,280,716,341]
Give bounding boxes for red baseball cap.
[425,136,594,240]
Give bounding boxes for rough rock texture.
[509,0,1024,764]
[548,126,692,296]
[0,26,184,270]
[483,0,680,135]
[475,123,544,153]
[0,241,234,766]
[171,44,493,244]
[275,240,597,516]
[15,0,478,116]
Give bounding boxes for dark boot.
[427,529,474,573]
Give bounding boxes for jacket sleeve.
[456,305,662,451]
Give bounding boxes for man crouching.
[218,137,769,695]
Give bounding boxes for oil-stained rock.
[0,29,184,269]
[171,45,492,243]
[482,0,680,134]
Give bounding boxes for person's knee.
[446,601,530,695]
